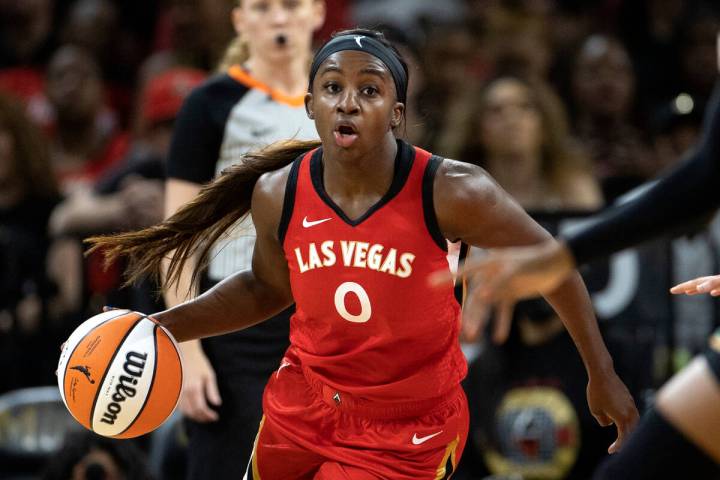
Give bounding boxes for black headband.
[309,34,408,104]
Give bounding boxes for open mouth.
[337,125,356,135]
[334,123,359,148]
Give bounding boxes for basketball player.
[447,41,720,480]
[163,1,324,478]
[88,29,637,479]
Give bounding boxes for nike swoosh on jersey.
[302,216,332,228]
[412,431,443,445]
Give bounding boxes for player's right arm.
[153,167,294,342]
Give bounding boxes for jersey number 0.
[334,282,372,323]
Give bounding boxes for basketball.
[57,309,183,438]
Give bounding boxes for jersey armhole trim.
[423,155,448,252]
[277,156,303,246]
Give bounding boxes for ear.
[231,6,244,35]
[305,93,315,119]
[390,102,405,128]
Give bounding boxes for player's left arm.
[434,158,639,453]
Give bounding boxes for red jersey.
[280,140,466,403]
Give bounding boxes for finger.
[679,281,720,296]
[461,290,490,342]
[205,376,223,407]
[608,419,628,454]
[711,289,720,296]
[191,380,219,422]
[670,276,713,293]
[669,284,694,294]
[492,300,515,344]
[608,437,620,454]
[593,412,613,427]
[453,259,501,288]
[184,388,216,422]
[696,277,720,293]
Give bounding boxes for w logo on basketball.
[70,365,95,384]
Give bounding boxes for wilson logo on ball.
[101,351,148,426]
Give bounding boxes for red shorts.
[243,358,469,479]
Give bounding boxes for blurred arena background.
[1,0,719,478]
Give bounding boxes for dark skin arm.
[434,159,639,453]
[152,166,294,342]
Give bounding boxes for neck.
[323,135,398,199]
[245,55,309,98]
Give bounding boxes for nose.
[337,89,360,115]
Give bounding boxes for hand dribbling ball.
[57,309,183,438]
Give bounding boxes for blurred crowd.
[1,0,719,479]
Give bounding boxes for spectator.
[140,0,235,82]
[60,0,140,124]
[675,6,720,107]
[0,0,55,103]
[571,34,659,201]
[42,44,129,195]
[419,21,485,153]
[49,67,206,314]
[50,67,206,237]
[0,93,61,392]
[462,76,602,211]
[617,0,687,115]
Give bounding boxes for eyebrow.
[318,64,389,79]
[319,65,341,75]
[359,67,388,78]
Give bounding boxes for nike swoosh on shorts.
[412,431,443,445]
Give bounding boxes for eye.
[324,82,341,94]
[361,86,378,96]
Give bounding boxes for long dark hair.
[86,28,408,292]
[86,139,319,290]
[0,93,58,200]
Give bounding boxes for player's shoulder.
[251,164,293,234]
[435,157,485,176]
[434,157,498,203]
[255,162,295,198]
[253,147,310,210]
